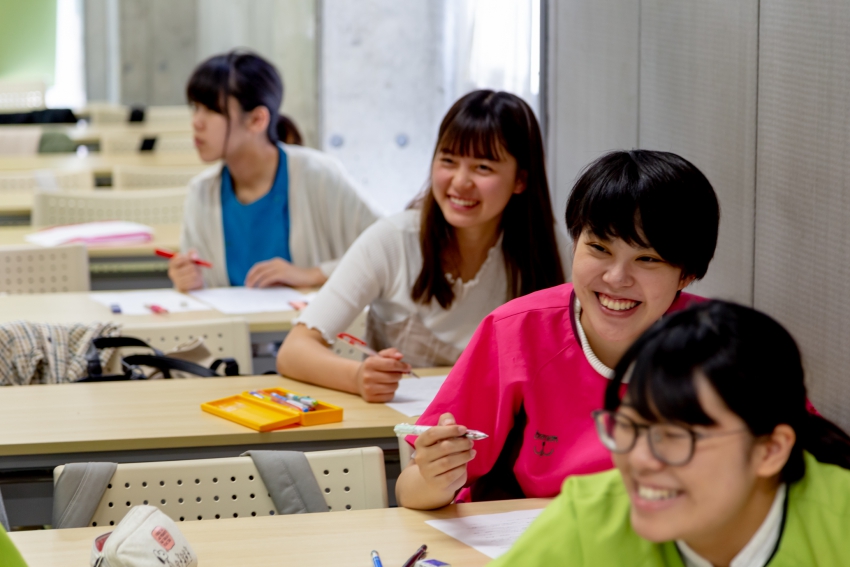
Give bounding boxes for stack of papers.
[426,509,544,559]
[26,221,154,247]
[386,374,449,417]
[189,287,309,314]
[90,290,213,316]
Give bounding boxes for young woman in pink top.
[395,150,721,510]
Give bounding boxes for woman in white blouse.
[277,90,571,402]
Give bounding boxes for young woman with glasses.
[396,150,720,509]
[495,300,850,566]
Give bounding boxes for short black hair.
[565,150,719,279]
[186,50,283,144]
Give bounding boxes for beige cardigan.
[180,143,380,288]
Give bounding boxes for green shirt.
[0,526,27,567]
[492,452,850,566]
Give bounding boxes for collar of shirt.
[573,297,614,378]
[677,484,787,567]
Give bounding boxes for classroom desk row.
[0,288,298,334]
[9,498,547,567]
[0,371,449,527]
[0,151,204,174]
[0,224,181,288]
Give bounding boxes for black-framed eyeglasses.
[592,410,748,466]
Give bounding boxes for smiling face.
[430,148,525,235]
[613,377,769,548]
[571,231,693,360]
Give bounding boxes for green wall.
[0,0,57,83]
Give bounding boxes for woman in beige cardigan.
[169,51,378,291]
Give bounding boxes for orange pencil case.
[201,388,343,432]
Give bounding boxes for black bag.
[80,336,240,382]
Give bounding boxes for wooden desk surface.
[0,288,303,333]
[0,224,181,257]
[0,152,205,173]
[9,498,547,567]
[0,373,445,457]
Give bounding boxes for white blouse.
[297,209,572,359]
[677,484,787,567]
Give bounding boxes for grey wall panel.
[639,1,758,304]
[119,0,197,106]
[755,3,850,431]
[546,0,639,232]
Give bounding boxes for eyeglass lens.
[594,411,695,466]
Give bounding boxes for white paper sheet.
[425,509,544,559]
[189,286,308,314]
[26,221,153,247]
[386,374,449,417]
[90,290,213,316]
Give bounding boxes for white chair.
[120,317,253,375]
[100,132,195,155]
[0,80,46,111]
[112,165,206,189]
[32,187,187,226]
[0,127,41,156]
[0,169,94,193]
[0,244,89,293]
[53,447,388,527]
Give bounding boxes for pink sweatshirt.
[414,283,702,501]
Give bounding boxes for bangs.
[436,108,508,161]
[607,309,728,427]
[186,57,230,114]
[579,180,650,249]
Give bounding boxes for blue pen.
[371,550,383,567]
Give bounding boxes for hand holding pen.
[337,333,420,403]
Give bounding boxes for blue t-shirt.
[221,146,291,286]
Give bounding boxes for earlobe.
[755,424,796,478]
[678,274,696,291]
[513,171,528,195]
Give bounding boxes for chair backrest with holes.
[112,166,205,189]
[52,447,387,528]
[0,169,94,193]
[0,80,46,111]
[32,187,187,226]
[120,317,252,374]
[0,244,89,293]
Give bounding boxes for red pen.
[336,333,420,378]
[145,304,169,314]
[154,248,213,268]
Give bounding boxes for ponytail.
[785,412,850,482]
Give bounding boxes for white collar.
[676,484,787,567]
[573,296,614,379]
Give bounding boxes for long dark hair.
[186,50,283,145]
[566,150,719,280]
[605,300,850,482]
[411,90,564,308]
